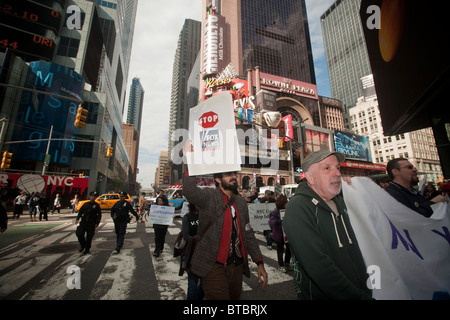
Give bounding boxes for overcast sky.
[127,0,335,189]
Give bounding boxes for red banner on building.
[0,173,89,196]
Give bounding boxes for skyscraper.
[0,0,139,195]
[241,0,316,84]
[201,0,316,84]
[127,77,145,132]
[320,0,372,107]
[168,19,202,159]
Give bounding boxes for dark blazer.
[183,173,263,278]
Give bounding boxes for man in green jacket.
[284,150,372,300]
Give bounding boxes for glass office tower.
[241,0,316,84]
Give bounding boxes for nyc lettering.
[47,176,74,187]
[388,217,450,260]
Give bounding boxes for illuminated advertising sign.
[202,13,226,78]
[10,61,85,165]
[207,78,256,124]
[253,72,318,100]
[334,130,372,162]
[0,173,89,197]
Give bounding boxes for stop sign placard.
[199,111,219,128]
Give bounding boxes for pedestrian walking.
[269,194,291,273]
[111,192,139,253]
[39,192,49,221]
[75,191,102,255]
[260,190,275,249]
[152,196,169,257]
[71,194,79,213]
[52,194,61,214]
[385,158,448,218]
[284,150,372,300]
[28,192,40,222]
[182,203,204,300]
[138,192,147,223]
[181,140,267,300]
[183,169,268,300]
[13,191,27,219]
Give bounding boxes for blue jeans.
[184,252,204,300]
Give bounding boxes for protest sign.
[148,205,175,225]
[187,92,241,176]
[248,203,276,231]
[342,177,450,300]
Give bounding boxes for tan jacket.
[183,173,263,277]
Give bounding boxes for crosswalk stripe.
[0,254,64,298]
[21,254,93,300]
[0,215,296,300]
[150,244,188,300]
[89,249,136,300]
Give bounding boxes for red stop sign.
[199,111,219,128]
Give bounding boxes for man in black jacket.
[111,192,139,253]
[76,191,102,255]
[386,158,448,217]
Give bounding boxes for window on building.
[57,37,80,58]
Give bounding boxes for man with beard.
[284,150,372,300]
[182,142,268,300]
[386,158,447,218]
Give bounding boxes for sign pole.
[42,125,53,175]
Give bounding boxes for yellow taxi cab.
[75,193,131,211]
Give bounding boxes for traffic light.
[106,146,113,157]
[74,106,88,127]
[1,151,13,169]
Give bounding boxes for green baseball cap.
[302,150,345,172]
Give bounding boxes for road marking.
[89,249,136,300]
[0,254,64,298]
[21,254,93,300]
[150,244,187,300]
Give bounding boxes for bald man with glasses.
[386,158,448,217]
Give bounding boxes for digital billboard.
[9,61,85,165]
[334,131,372,162]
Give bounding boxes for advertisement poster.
[148,205,175,225]
[187,92,241,176]
[334,130,372,162]
[9,61,85,165]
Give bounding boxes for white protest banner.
[187,92,241,176]
[148,205,175,225]
[342,177,450,300]
[249,203,276,231]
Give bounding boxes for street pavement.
[0,209,298,300]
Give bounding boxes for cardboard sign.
[148,205,175,225]
[187,92,241,176]
[248,203,276,231]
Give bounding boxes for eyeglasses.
[398,165,415,170]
